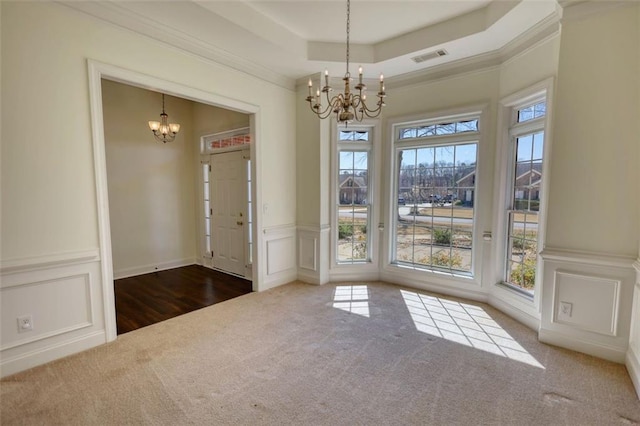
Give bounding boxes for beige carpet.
[2,281,639,425]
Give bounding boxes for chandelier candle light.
[148,93,181,143]
[306,0,385,124]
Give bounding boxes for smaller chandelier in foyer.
[306,0,386,124]
[148,93,180,143]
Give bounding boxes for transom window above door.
[201,127,251,154]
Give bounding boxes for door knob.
[237,221,243,226]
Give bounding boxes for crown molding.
[382,9,561,91]
[57,0,563,94]
[57,1,296,91]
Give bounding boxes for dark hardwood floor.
[114,265,252,335]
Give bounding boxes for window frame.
[492,78,554,310]
[330,120,381,274]
[386,108,485,282]
[504,109,545,295]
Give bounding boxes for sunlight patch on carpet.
[333,285,370,317]
[400,290,544,369]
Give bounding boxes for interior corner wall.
[295,83,322,228]
[295,82,331,284]
[102,80,196,278]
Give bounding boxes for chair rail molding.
[1,249,100,275]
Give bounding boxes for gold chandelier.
[306,0,386,124]
[148,93,180,143]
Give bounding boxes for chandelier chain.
[304,0,385,124]
[346,0,350,74]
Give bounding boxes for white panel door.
[211,151,245,276]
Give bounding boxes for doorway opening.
[88,60,262,342]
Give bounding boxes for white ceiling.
[241,1,494,44]
[63,0,562,88]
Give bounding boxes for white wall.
[192,103,250,138]
[103,80,197,278]
[1,1,296,376]
[546,5,638,257]
[498,36,560,98]
[295,81,332,285]
[1,2,296,262]
[538,3,639,365]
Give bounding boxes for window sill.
[495,281,535,302]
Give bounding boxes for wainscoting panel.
[296,225,331,285]
[0,251,106,377]
[1,274,93,351]
[539,249,636,363]
[262,225,297,290]
[627,260,640,399]
[298,235,317,272]
[552,271,619,336]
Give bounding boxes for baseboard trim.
[297,269,322,285]
[539,328,626,363]
[0,330,106,379]
[262,270,298,291]
[627,346,640,399]
[113,258,196,279]
[488,293,540,331]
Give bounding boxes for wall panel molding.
[262,224,297,290]
[1,273,94,351]
[627,261,640,399]
[297,225,331,285]
[540,249,636,364]
[551,270,620,336]
[298,235,317,272]
[0,259,106,378]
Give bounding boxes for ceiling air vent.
[411,49,448,64]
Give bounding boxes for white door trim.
[87,59,262,343]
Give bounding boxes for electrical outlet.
[558,301,573,321]
[17,315,33,333]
